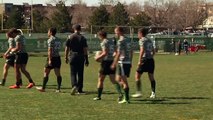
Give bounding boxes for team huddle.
[0,25,156,104]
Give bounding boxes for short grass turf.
[0,53,212,120]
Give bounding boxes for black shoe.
[77,91,86,95]
[0,80,5,86]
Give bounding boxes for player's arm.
[83,37,89,67]
[48,47,53,65]
[12,42,22,52]
[111,50,120,70]
[3,46,13,58]
[65,46,70,64]
[95,48,108,61]
[138,46,145,66]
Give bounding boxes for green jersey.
[139,37,154,59]
[8,37,15,48]
[15,35,26,53]
[100,39,115,61]
[48,36,61,57]
[117,36,132,64]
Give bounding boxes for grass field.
[0,53,212,120]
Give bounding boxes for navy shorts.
[117,63,131,78]
[99,60,115,75]
[15,53,28,64]
[137,58,155,74]
[45,57,61,69]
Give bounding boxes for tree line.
[0,0,208,33]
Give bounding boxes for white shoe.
[118,99,130,104]
[150,92,156,98]
[131,92,142,98]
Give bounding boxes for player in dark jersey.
[9,28,35,89]
[111,26,133,104]
[0,31,22,86]
[93,30,122,101]
[183,39,189,55]
[65,24,89,95]
[36,27,62,92]
[132,28,156,98]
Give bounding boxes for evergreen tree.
[109,2,129,26]
[51,0,72,32]
[130,12,151,26]
[33,9,50,32]
[5,7,25,29]
[89,5,110,33]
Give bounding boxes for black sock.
[97,88,103,98]
[151,80,156,93]
[136,80,141,92]
[57,76,62,90]
[20,79,23,85]
[42,77,49,89]
[124,88,129,101]
[29,79,33,83]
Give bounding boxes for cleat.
[55,89,61,93]
[26,83,35,89]
[150,92,156,98]
[131,92,142,98]
[0,81,5,86]
[118,99,130,104]
[93,97,101,101]
[77,91,86,95]
[36,87,45,92]
[118,95,123,102]
[70,86,77,95]
[9,84,20,89]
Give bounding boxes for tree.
[5,7,25,29]
[33,9,50,32]
[130,12,151,26]
[89,5,110,33]
[89,5,109,26]
[109,2,129,26]
[51,0,72,32]
[98,0,118,5]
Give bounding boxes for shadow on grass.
[130,96,210,105]
[161,97,210,100]
[131,99,191,105]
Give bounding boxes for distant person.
[65,24,89,95]
[111,26,133,104]
[93,30,122,101]
[176,40,182,55]
[36,27,62,92]
[183,39,189,55]
[170,39,176,53]
[0,31,22,86]
[9,28,35,89]
[132,28,156,99]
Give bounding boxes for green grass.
[0,53,212,120]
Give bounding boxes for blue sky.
[2,0,141,6]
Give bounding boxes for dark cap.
[72,24,81,31]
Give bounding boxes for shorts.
[5,54,15,67]
[117,63,131,78]
[99,60,115,75]
[45,57,61,69]
[137,58,155,74]
[15,53,28,64]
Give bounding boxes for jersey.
[139,37,154,59]
[8,38,16,48]
[47,36,61,57]
[66,33,88,55]
[100,39,115,61]
[15,35,26,53]
[117,36,132,64]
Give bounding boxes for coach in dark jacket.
[65,24,89,95]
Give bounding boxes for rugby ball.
[94,51,102,62]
